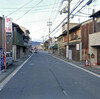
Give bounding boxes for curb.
[50,53,100,78]
[0,53,33,91]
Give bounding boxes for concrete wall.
[89,32,100,46]
[12,45,16,61]
[20,47,24,58]
[89,32,100,64]
[62,23,78,33]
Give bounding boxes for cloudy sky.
[0,0,100,42]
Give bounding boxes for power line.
[49,0,62,23]
[50,13,90,36]
[79,11,91,15]
[49,0,58,19]
[72,3,87,17]
[7,0,35,16]
[70,0,85,15]
[51,25,61,37]
[50,0,94,37]
[2,7,59,13]
[50,0,86,35]
[18,17,60,24]
[52,0,63,23]
[49,0,85,35]
[1,10,59,15]
[0,3,60,10]
[15,0,43,21]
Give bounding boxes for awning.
[52,44,58,49]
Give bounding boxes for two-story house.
[57,22,78,58]
[12,23,25,61]
[20,26,31,54]
[58,19,94,61]
[0,17,31,63]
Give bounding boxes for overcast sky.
[0,0,100,42]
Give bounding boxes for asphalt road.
[0,52,100,99]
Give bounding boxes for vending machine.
[0,48,4,71]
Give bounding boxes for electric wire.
[15,0,43,21]
[50,0,86,35]
[18,17,61,24]
[3,7,59,11]
[50,14,89,37]
[7,0,35,16]
[79,11,91,15]
[49,0,58,19]
[1,10,59,15]
[0,6,60,14]
[0,3,61,10]
[52,0,63,23]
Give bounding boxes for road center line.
[0,53,33,91]
[63,90,69,97]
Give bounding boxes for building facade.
[58,20,94,61]
[89,10,100,65]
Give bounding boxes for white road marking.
[63,90,68,97]
[50,54,100,78]
[0,53,33,91]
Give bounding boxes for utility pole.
[47,19,52,52]
[66,0,70,61]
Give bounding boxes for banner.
[5,18,13,43]
[5,18,12,32]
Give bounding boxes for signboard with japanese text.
[5,18,12,32]
[5,18,13,43]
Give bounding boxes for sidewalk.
[50,53,100,75]
[0,53,32,83]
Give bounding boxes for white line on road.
[63,90,69,97]
[50,54,100,78]
[0,53,33,91]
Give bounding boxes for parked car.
[34,48,38,53]
[34,49,37,53]
[4,52,13,67]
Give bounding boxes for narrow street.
[0,52,100,99]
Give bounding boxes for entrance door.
[97,47,100,65]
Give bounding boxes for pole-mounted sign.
[5,18,12,43]
[4,17,12,71]
[5,18,12,32]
